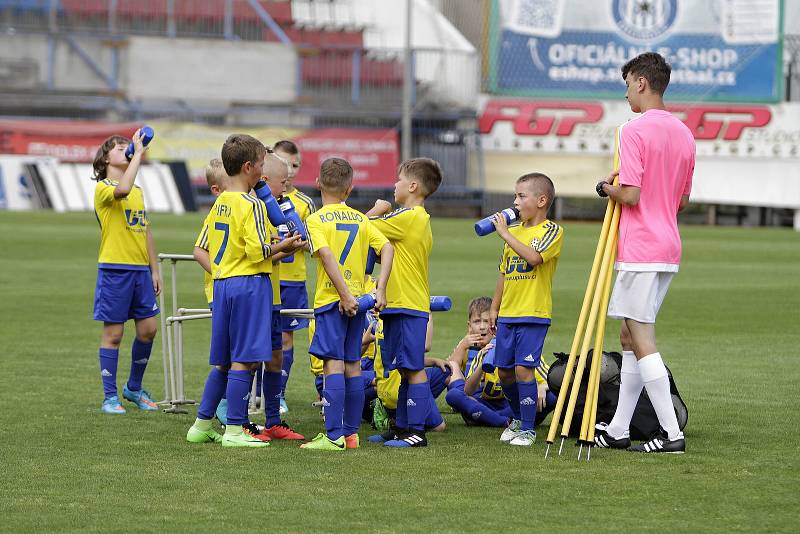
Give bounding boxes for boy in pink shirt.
[595,52,695,454]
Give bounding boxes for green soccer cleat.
[299,433,346,451]
[186,424,223,444]
[221,426,270,448]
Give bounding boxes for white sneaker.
[500,419,521,442]
[509,429,536,447]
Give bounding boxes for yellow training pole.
[544,195,616,458]
[579,235,617,459]
[559,199,620,449]
[555,129,621,455]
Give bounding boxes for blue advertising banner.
[488,0,784,103]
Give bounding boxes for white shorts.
[607,271,674,324]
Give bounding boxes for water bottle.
[429,296,452,312]
[481,341,497,373]
[279,196,308,240]
[365,249,377,275]
[474,208,519,236]
[253,181,288,228]
[125,126,154,160]
[357,293,376,313]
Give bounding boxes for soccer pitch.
[1,211,798,532]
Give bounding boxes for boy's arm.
[490,272,504,333]
[424,356,449,373]
[317,247,359,316]
[463,365,483,396]
[114,130,145,199]
[492,214,544,267]
[146,226,161,296]
[194,247,212,275]
[374,242,394,311]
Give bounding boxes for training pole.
[545,128,621,458]
[578,235,617,460]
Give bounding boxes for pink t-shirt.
[616,109,695,271]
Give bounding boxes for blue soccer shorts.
[494,322,549,369]
[279,282,310,331]
[381,312,429,372]
[309,304,366,362]
[93,267,159,323]
[209,275,272,366]
[271,308,282,351]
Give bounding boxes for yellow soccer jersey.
[498,219,563,322]
[466,347,505,401]
[280,189,316,283]
[308,319,324,377]
[369,206,432,316]
[372,317,402,409]
[194,217,213,304]
[94,179,150,269]
[306,203,388,310]
[205,191,273,279]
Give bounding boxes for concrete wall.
[0,34,297,105]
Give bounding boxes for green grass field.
[1,211,798,533]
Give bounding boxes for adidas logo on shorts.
[290,319,299,327]
[407,399,417,407]
[152,303,158,311]
[520,396,535,406]
[472,411,482,420]
[524,354,535,362]
[281,370,288,377]
[100,369,112,377]
[320,398,331,407]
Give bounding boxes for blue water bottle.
[474,207,519,236]
[481,341,497,373]
[279,196,307,240]
[125,126,154,160]
[357,293,376,313]
[429,296,452,312]
[253,181,289,228]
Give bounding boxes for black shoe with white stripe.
[594,422,631,449]
[627,429,685,454]
[384,430,427,448]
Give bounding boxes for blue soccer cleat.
[384,430,427,448]
[122,385,158,411]
[101,396,126,415]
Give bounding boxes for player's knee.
[101,326,124,348]
[281,331,293,351]
[430,421,446,433]
[619,323,633,350]
[497,367,515,384]
[445,387,462,407]
[515,365,535,382]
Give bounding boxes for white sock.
[638,352,682,440]
[606,351,641,439]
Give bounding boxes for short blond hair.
[205,158,227,189]
[319,158,353,194]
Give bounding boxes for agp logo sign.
[666,105,772,141]
[479,100,604,136]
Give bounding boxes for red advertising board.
[0,119,142,162]
[293,128,399,187]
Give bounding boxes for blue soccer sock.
[343,376,365,436]
[518,380,538,431]
[127,338,153,391]
[99,347,119,398]
[225,370,253,426]
[280,348,294,397]
[406,382,429,432]
[446,380,510,427]
[501,381,521,421]
[395,380,409,430]
[425,388,443,428]
[263,370,282,428]
[323,373,345,440]
[197,367,228,420]
[536,391,557,426]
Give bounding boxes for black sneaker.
[594,422,632,449]
[628,429,685,454]
[384,430,427,448]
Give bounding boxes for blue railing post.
[224,0,234,40]
[246,0,292,44]
[167,0,176,38]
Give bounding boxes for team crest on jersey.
[344,269,352,280]
[611,0,678,43]
[530,238,540,249]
